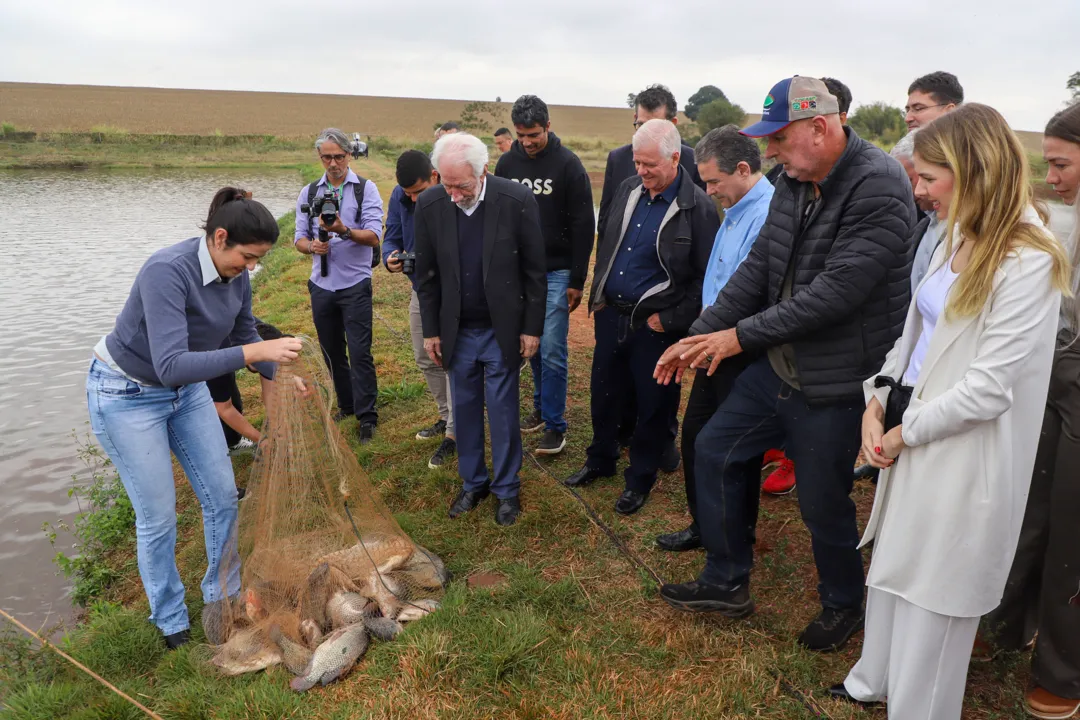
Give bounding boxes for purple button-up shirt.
[294,169,384,292]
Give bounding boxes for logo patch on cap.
[763,94,775,109]
[791,96,818,111]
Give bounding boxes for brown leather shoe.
[1026,686,1080,720]
[970,633,998,662]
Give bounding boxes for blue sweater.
[103,237,269,387]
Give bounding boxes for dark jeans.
[448,327,522,500]
[218,374,243,448]
[618,372,680,443]
[680,355,753,525]
[985,338,1080,699]
[586,307,681,494]
[309,278,378,425]
[696,357,864,610]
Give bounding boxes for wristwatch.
[342,227,353,241]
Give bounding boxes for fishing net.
[201,337,446,680]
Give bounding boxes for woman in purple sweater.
[87,188,301,649]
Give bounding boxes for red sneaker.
[762,458,796,495]
[763,448,786,466]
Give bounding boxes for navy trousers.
[309,278,378,425]
[448,327,522,500]
[585,307,681,494]
[695,357,864,610]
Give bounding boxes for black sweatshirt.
[494,133,595,290]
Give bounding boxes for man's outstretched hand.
[654,329,744,385]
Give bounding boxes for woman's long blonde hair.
[914,103,1071,318]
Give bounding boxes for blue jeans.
[86,359,241,635]
[695,357,864,609]
[530,269,570,433]
[448,327,522,499]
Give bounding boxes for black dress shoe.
[563,465,613,488]
[660,443,682,473]
[659,581,754,617]
[614,490,648,515]
[164,629,191,650]
[448,488,490,518]
[494,496,521,526]
[825,683,881,708]
[656,525,701,552]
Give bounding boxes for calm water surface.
[0,168,302,629]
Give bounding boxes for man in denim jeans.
[495,95,595,454]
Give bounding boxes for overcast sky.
[1,0,1075,132]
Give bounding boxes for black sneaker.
[236,486,246,501]
[164,628,191,650]
[659,581,754,618]
[428,438,457,469]
[798,607,864,652]
[534,429,566,455]
[521,409,544,433]
[359,423,376,445]
[416,419,447,440]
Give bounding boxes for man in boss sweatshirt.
[495,95,595,455]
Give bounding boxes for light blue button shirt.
[701,176,775,311]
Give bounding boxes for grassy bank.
[1,156,1037,720]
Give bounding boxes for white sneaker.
[229,438,256,456]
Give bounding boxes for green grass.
[0,153,1038,720]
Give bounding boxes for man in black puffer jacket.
[655,77,915,652]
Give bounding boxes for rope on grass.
[0,605,165,720]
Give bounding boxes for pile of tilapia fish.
[208,533,447,692]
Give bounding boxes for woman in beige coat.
[831,104,1072,719]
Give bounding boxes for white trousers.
[844,587,979,720]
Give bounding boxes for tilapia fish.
[363,616,403,642]
[269,624,313,676]
[327,591,374,629]
[210,625,282,676]
[396,598,441,622]
[289,623,370,692]
[318,538,413,619]
[300,562,360,630]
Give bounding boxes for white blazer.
[860,220,1061,618]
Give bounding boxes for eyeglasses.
[320,153,348,163]
[632,121,645,129]
[904,103,947,115]
[442,181,476,193]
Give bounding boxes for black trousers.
[585,307,681,493]
[219,374,243,447]
[308,278,378,425]
[986,338,1080,699]
[680,354,754,525]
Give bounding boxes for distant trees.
[848,102,907,145]
[458,101,505,133]
[695,98,747,133]
[1068,72,1080,101]
[685,85,728,121]
[626,92,638,108]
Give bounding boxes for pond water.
[0,168,302,630]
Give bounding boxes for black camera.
[397,251,417,275]
[300,192,338,278]
[300,192,339,228]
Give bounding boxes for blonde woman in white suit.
[829,103,1072,719]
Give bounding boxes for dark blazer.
[597,142,705,241]
[414,175,548,367]
[589,171,719,334]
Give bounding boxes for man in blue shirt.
[295,128,384,444]
[654,125,775,552]
[383,150,457,470]
[564,119,719,516]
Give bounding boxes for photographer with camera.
[294,128,384,444]
[383,150,457,469]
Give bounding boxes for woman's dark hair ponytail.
[202,186,280,247]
